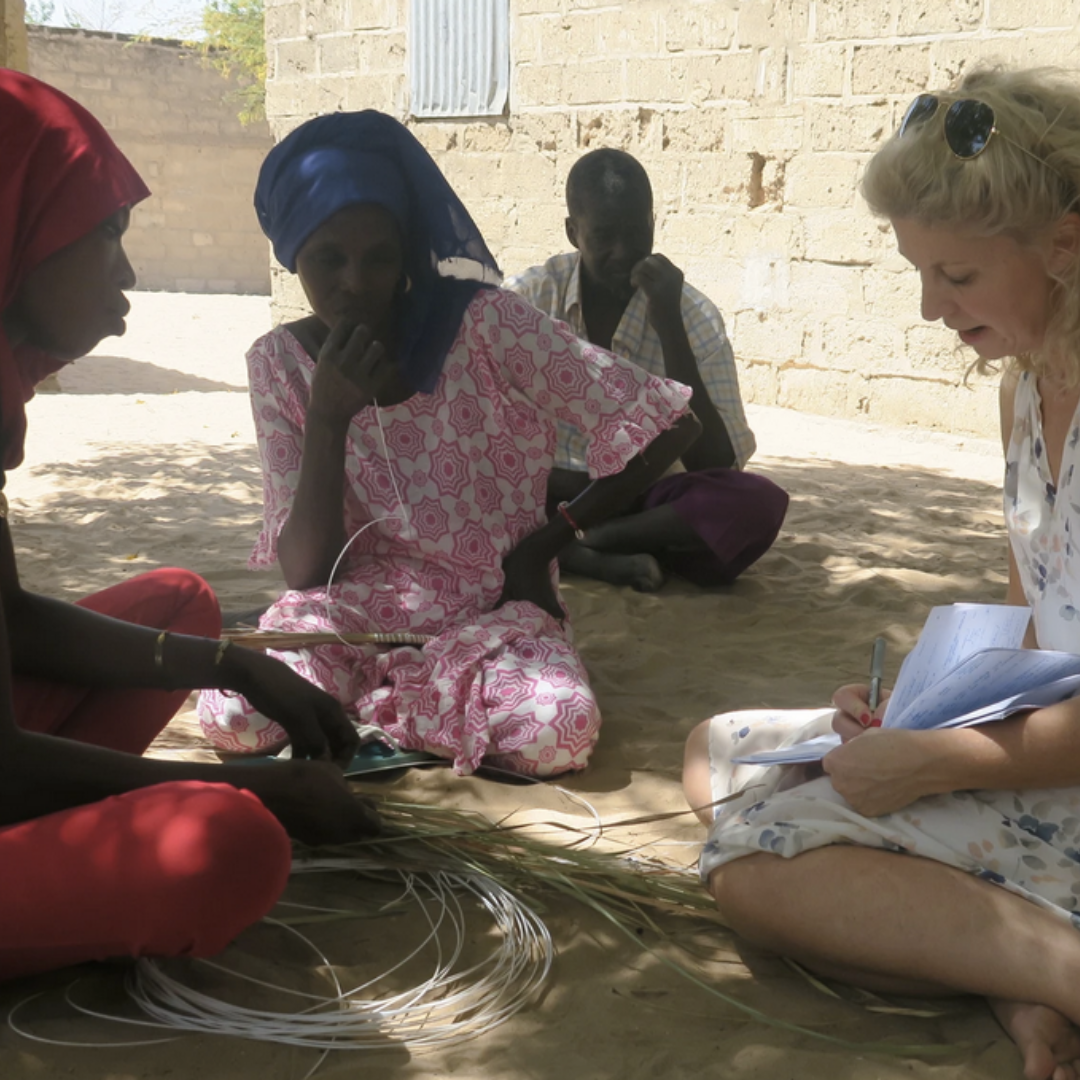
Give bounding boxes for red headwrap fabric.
[0,70,149,473]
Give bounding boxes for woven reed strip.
[221,630,434,649]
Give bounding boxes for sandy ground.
[0,292,1022,1079]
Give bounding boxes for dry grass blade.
[309,799,966,1059]
[221,630,434,649]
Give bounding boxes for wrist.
[304,406,354,437]
[155,632,229,691]
[919,728,984,795]
[211,640,255,694]
[648,298,685,334]
[555,500,586,540]
[516,518,572,562]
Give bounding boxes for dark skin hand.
[0,520,360,767]
[629,253,737,471]
[282,205,704,622]
[215,645,360,766]
[277,202,414,592]
[287,311,703,621]
[497,411,704,619]
[0,205,375,843]
[0,516,377,839]
[277,314,414,592]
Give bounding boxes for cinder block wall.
[264,0,1080,437]
[28,26,273,294]
[1,0,28,69]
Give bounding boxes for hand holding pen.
[830,637,890,741]
[867,635,887,721]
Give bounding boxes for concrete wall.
[263,0,1080,439]
[27,26,273,294]
[1,0,27,70]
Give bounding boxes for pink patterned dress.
[198,288,691,776]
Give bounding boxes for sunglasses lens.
[898,94,939,138]
[944,99,995,158]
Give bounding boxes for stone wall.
[27,26,273,294]
[264,0,1080,437]
[1,0,27,70]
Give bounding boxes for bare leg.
[548,469,673,592]
[557,505,710,592]
[681,719,821,826]
[683,724,1080,1077]
[991,1001,1080,1080]
[683,720,716,825]
[558,542,666,593]
[711,849,1080,1079]
[582,503,708,554]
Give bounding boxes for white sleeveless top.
[1004,370,1080,652]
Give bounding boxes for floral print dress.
[698,371,1080,928]
[198,288,690,777]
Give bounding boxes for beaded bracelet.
[556,501,586,541]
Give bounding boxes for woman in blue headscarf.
[199,111,702,776]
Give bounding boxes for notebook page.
[887,648,1080,730]
[883,604,1031,724]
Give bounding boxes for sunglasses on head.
[898,94,1012,158]
[897,93,1078,215]
[898,92,1067,179]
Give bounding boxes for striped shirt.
[506,251,755,471]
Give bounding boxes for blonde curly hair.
[861,66,1080,379]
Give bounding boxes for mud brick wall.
[28,25,273,294]
[265,0,1080,436]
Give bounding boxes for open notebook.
[733,603,1080,766]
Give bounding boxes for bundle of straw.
[319,798,960,1056]
[14,799,955,1060]
[221,629,434,650]
[343,798,722,924]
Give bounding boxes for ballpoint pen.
[868,635,887,721]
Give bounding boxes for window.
[409,0,509,118]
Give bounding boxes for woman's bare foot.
[559,543,665,592]
[991,999,1080,1080]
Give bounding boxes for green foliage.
[24,0,57,25]
[201,0,266,124]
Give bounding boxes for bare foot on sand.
[559,544,666,592]
[992,1000,1080,1080]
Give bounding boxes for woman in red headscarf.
[0,71,378,982]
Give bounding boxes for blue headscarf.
[254,111,501,393]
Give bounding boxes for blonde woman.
[683,67,1080,1080]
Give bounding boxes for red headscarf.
[0,71,149,473]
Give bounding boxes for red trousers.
[0,569,292,981]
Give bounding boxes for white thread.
[7,860,553,1060]
[321,397,412,646]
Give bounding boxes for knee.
[490,691,602,778]
[197,690,287,754]
[683,721,713,821]
[707,855,782,939]
[745,478,790,538]
[160,568,222,637]
[142,783,291,957]
[685,719,711,759]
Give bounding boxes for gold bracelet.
[214,638,232,666]
[154,630,169,672]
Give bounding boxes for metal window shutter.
[409,0,509,118]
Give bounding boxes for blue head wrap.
[254,110,501,393]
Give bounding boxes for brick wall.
[1,0,27,70]
[28,26,273,294]
[264,0,1080,437]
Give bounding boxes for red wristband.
[556,501,586,540]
